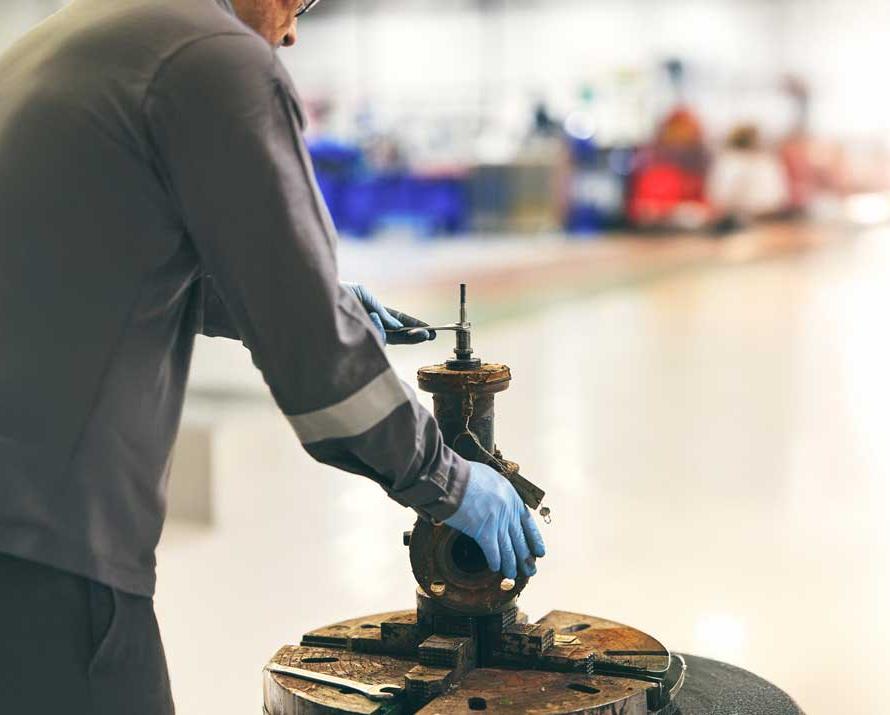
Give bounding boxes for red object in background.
[627,106,710,227]
[628,161,706,224]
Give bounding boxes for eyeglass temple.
[297,0,322,17]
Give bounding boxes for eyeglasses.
[296,0,323,17]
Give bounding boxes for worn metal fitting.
[430,581,447,596]
[410,518,529,614]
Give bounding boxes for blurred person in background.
[0,0,545,713]
[707,123,791,234]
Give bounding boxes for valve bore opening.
[451,534,488,574]
[467,696,488,710]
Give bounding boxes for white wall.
[283,0,790,147]
[780,0,890,138]
[285,0,890,144]
[5,0,890,141]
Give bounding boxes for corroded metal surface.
[301,610,423,657]
[417,362,511,463]
[300,611,407,649]
[410,361,544,611]
[266,610,681,714]
[417,363,512,395]
[534,611,670,675]
[414,668,650,715]
[264,643,417,715]
[409,520,529,614]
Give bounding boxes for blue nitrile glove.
[445,462,546,580]
[343,282,436,345]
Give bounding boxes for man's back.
[0,2,491,711]
[0,0,468,602]
[0,0,259,596]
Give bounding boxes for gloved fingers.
[497,526,518,580]
[520,507,546,558]
[360,291,402,331]
[510,517,537,578]
[385,308,427,328]
[345,283,403,331]
[475,529,500,575]
[368,312,386,343]
[374,304,404,331]
[386,327,431,345]
[386,327,432,345]
[385,308,437,343]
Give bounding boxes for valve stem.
[447,283,482,370]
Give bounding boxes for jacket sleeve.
[144,32,468,520]
[198,274,240,340]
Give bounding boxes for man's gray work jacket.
[0,0,468,597]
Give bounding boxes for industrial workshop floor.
[156,224,890,715]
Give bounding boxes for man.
[0,0,545,712]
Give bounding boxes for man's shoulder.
[19,0,266,83]
[114,0,266,71]
[140,1,260,51]
[62,0,277,110]
[131,0,274,90]
[147,31,277,109]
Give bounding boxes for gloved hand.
[343,282,436,345]
[445,462,546,580]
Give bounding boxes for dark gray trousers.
[0,552,175,714]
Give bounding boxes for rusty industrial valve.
[406,286,545,614]
[265,284,686,715]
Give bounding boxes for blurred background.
[5,1,890,713]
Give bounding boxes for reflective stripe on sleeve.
[286,369,411,445]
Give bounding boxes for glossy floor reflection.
[156,227,890,715]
